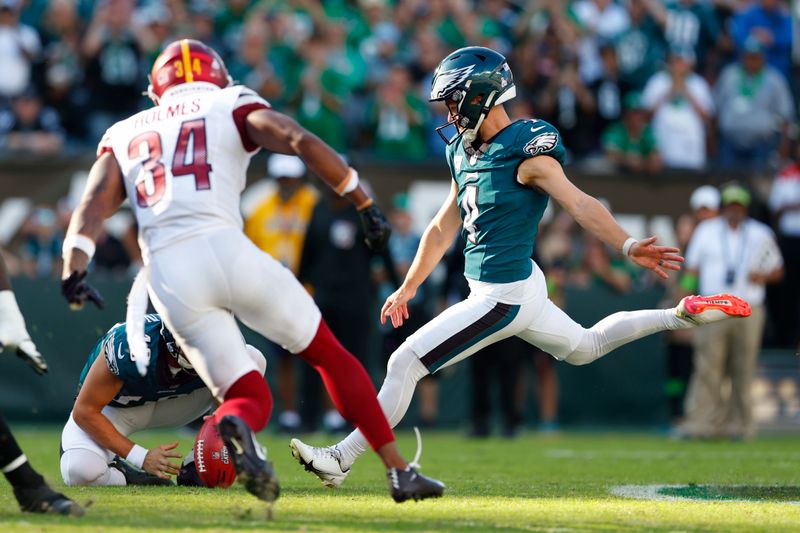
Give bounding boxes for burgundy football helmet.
[147,39,232,104]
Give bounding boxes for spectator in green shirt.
[603,92,662,174]
[366,64,428,161]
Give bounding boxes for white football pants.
[146,228,321,400]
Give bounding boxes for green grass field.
[2,427,800,532]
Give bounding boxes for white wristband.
[126,444,148,469]
[338,168,360,196]
[622,237,638,257]
[62,234,96,262]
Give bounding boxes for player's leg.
[60,411,124,486]
[221,233,442,501]
[228,240,392,458]
[516,264,750,364]
[294,294,534,484]
[519,294,746,367]
[60,402,174,486]
[0,413,83,515]
[148,238,277,502]
[147,347,265,430]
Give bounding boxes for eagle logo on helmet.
[523,132,559,156]
[431,65,476,100]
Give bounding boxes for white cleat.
[676,293,752,325]
[289,438,350,488]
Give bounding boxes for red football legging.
[297,319,395,451]
[215,370,273,432]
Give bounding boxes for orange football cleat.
[676,294,752,325]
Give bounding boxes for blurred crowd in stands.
[0,0,797,171]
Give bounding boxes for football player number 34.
[128,119,212,208]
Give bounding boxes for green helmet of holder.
[429,46,516,144]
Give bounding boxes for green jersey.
[446,119,566,283]
[77,314,207,408]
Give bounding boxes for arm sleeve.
[231,87,271,152]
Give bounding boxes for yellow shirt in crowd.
[244,186,319,275]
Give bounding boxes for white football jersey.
[98,84,269,260]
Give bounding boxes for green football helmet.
[429,46,516,144]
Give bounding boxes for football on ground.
[194,417,236,489]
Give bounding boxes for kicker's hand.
[62,270,105,310]
[629,236,684,280]
[358,204,392,251]
[143,441,182,480]
[380,285,417,328]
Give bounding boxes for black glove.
[358,204,392,251]
[61,270,105,310]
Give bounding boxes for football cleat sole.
[677,293,751,325]
[218,415,279,503]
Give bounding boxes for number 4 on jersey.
[129,119,213,208]
[461,181,479,244]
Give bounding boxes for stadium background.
[0,0,798,434]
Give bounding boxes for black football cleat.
[217,415,279,503]
[387,466,445,503]
[177,457,204,487]
[14,484,85,516]
[109,456,174,486]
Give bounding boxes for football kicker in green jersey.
[445,118,566,283]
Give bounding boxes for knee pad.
[60,449,109,486]
[562,330,602,366]
[386,344,429,385]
